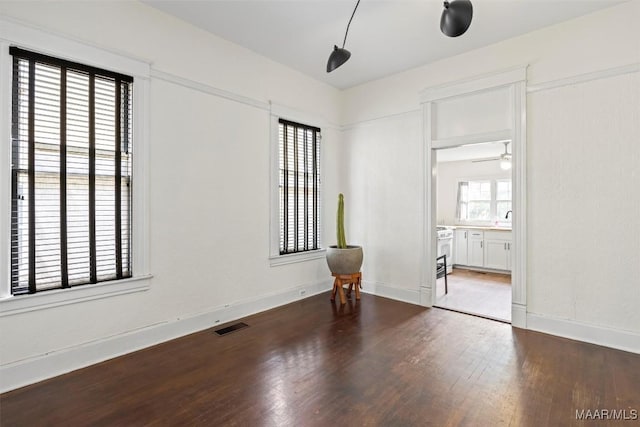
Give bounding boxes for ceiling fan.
[472,141,512,170]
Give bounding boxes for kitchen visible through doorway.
[434,141,512,322]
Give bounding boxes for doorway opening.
[433,141,512,323]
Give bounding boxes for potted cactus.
[326,193,363,275]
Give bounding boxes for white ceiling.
[143,0,625,89]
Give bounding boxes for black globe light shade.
[327,45,352,73]
[441,0,473,37]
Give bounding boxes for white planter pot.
[326,246,363,275]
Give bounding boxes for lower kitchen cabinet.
[454,229,512,271]
[468,231,484,267]
[484,231,512,271]
[484,239,512,270]
[454,229,468,266]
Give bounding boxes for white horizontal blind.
[278,119,321,254]
[10,47,133,295]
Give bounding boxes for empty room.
[0,0,639,425]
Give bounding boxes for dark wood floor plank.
[1,292,639,426]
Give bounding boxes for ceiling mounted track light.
[326,0,361,73]
[440,0,474,37]
[327,0,473,73]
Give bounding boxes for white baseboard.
[511,303,527,328]
[419,286,433,307]
[527,313,640,354]
[361,280,421,305]
[0,279,331,393]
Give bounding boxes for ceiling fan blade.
[471,157,500,163]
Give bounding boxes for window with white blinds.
[10,47,133,295]
[278,119,321,255]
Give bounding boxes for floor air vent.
[214,322,249,336]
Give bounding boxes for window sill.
[269,249,326,267]
[0,275,152,317]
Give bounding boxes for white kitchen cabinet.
[485,240,510,270]
[483,231,512,271]
[454,229,512,271]
[454,229,468,266]
[467,230,484,267]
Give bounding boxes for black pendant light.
[327,0,474,73]
[327,0,361,73]
[327,45,351,73]
[440,0,473,37]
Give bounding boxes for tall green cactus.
[337,193,347,249]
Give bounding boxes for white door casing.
[419,66,528,327]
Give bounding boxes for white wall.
[342,112,423,295]
[436,159,511,226]
[341,1,640,349]
[528,72,640,333]
[0,0,342,382]
[1,0,639,391]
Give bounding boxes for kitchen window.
[9,47,133,295]
[457,179,512,225]
[495,179,512,220]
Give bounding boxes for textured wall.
[0,1,342,364]
[340,1,640,337]
[528,72,640,332]
[342,112,423,291]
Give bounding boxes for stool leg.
[355,275,361,300]
[337,279,347,305]
[346,283,353,298]
[331,278,338,301]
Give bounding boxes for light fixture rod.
[342,0,361,48]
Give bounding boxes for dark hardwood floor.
[2,292,639,426]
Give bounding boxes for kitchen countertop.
[442,225,512,231]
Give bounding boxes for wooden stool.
[330,272,362,305]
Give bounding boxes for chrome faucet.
[505,210,512,219]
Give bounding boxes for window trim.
[495,178,513,226]
[10,47,134,293]
[0,19,151,311]
[0,274,151,317]
[268,103,324,266]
